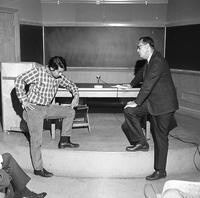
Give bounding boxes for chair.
[48,104,90,139]
[46,115,64,140]
[144,120,151,140]
[160,180,200,198]
[73,104,90,132]
[0,192,5,198]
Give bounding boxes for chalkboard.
[166,24,200,71]
[44,27,164,67]
[20,24,43,64]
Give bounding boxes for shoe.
[23,192,47,198]
[58,136,80,149]
[34,168,53,177]
[58,141,80,148]
[145,170,167,181]
[126,143,149,152]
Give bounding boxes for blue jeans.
[23,104,75,170]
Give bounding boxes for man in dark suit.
[121,36,178,180]
[0,153,47,198]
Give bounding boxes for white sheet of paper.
[111,84,128,89]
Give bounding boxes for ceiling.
[40,0,168,5]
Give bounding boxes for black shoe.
[21,187,47,198]
[126,143,149,152]
[145,170,167,181]
[23,192,47,198]
[58,141,80,148]
[34,168,53,177]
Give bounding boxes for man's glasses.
[137,44,147,50]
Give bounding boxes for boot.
[58,136,79,149]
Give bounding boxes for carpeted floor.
[0,110,200,198]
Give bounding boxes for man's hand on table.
[124,100,137,109]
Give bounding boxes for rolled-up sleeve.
[59,75,79,96]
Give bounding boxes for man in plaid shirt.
[15,56,80,178]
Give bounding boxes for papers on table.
[94,85,103,88]
[111,84,129,89]
[60,104,71,107]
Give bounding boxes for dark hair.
[139,36,155,49]
[48,56,67,71]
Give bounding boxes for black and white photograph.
[0,0,200,197]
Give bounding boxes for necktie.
[143,63,148,78]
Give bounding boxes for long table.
[56,83,140,98]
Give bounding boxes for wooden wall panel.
[1,62,34,131]
[171,69,200,118]
[0,8,20,62]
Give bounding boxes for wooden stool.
[73,104,90,132]
[145,120,151,140]
[46,116,64,140]
[48,104,90,139]
[142,115,151,140]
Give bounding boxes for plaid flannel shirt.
[15,65,78,106]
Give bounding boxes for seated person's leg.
[2,153,47,198]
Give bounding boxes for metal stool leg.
[145,121,151,140]
[51,123,56,139]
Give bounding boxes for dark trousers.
[2,153,31,198]
[122,103,177,171]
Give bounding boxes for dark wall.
[20,24,43,64]
[44,26,164,67]
[166,24,200,71]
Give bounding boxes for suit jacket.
[132,50,179,116]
